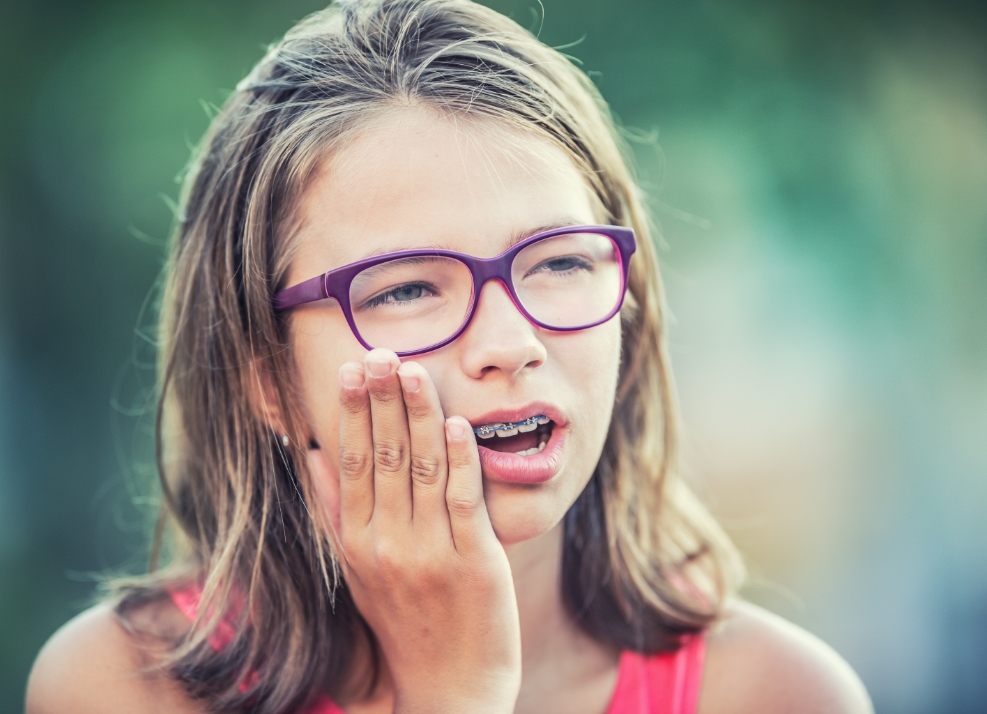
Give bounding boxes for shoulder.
[26,598,206,714]
[697,600,873,714]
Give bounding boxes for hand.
[307,349,521,714]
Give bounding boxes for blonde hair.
[115,1,743,711]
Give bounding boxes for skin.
[292,107,622,713]
[25,107,874,714]
[291,108,621,549]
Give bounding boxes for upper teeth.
[474,415,550,438]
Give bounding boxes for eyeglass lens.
[348,231,621,353]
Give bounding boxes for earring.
[281,434,290,447]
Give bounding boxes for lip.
[467,402,569,431]
[467,402,568,485]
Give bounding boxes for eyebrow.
[351,254,454,279]
[356,218,587,260]
[506,219,587,249]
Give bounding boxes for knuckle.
[368,386,402,405]
[445,441,475,470]
[338,447,371,479]
[404,400,432,422]
[446,451,472,471]
[340,388,368,409]
[373,442,408,473]
[409,454,443,486]
[446,489,480,518]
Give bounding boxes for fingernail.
[446,418,467,441]
[340,365,365,389]
[367,359,392,378]
[397,363,420,393]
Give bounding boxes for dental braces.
[473,415,550,438]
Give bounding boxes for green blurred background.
[1,0,985,711]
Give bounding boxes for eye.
[527,255,594,276]
[389,284,425,302]
[364,281,436,309]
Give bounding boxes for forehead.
[289,107,599,279]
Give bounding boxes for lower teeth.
[515,435,549,456]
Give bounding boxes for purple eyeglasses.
[274,224,636,357]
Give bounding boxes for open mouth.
[475,417,555,456]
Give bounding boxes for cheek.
[290,310,366,453]
[561,319,622,424]
[556,320,623,492]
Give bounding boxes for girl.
[27,1,872,712]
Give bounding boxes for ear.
[249,357,342,546]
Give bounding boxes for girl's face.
[288,108,622,545]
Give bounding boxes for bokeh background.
[1,0,985,711]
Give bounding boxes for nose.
[457,279,547,379]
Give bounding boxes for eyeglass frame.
[273,224,637,357]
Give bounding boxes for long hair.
[114,1,744,712]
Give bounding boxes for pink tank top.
[169,586,705,714]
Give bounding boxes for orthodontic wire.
[472,414,548,436]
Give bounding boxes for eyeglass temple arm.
[274,274,327,311]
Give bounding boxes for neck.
[503,522,570,666]
[504,522,618,707]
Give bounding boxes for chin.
[483,480,576,545]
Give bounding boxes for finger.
[337,361,375,532]
[443,416,495,555]
[397,361,451,535]
[364,348,412,525]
